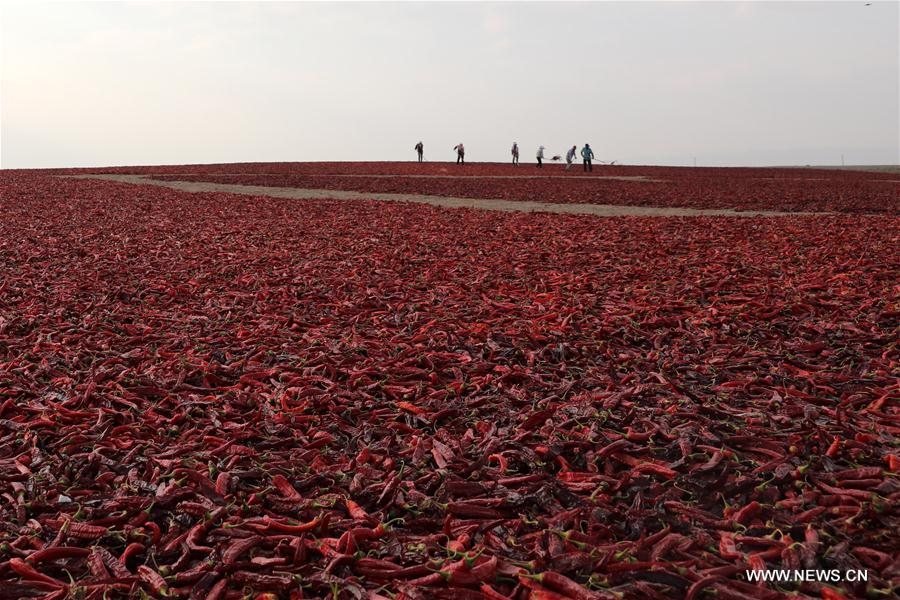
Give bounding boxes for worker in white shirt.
[565,145,577,171]
[536,145,545,168]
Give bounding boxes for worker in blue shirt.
[581,143,594,172]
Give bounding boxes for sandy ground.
[68,174,832,217]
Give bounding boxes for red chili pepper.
[732,501,761,525]
[119,542,145,563]
[816,481,872,501]
[337,525,384,554]
[222,535,262,565]
[794,506,827,523]
[479,583,513,600]
[625,426,653,442]
[204,577,229,600]
[595,438,631,458]
[87,548,111,579]
[345,497,370,521]
[144,521,162,545]
[528,590,577,600]
[231,571,294,590]
[521,571,610,600]
[852,546,893,570]
[176,502,210,518]
[497,474,545,486]
[488,453,508,472]
[271,474,303,500]
[56,521,108,540]
[887,454,900,472]
[9,558,67,589]
[353,558,433,580]
[170,560,213,586]
[718,532,742,560]
[407,572,445,587]
[630,462,677,479]
[92,545,131,578]
[215,471,232,496]
[446,502,503,519]
[521,408,556,430]
[396,400,426,415]
[25,546,91,564]
[832,466,882,480]
[649,533,683,561]
[781,544,801,570]
[685,576,722,600]
[636,525,672,553]
[447,554,498,585]
[138,565,171,597]
[693,450,724,472]
[376,472,403,506]
[245,514,323,534]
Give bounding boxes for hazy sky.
[2,1,897,168]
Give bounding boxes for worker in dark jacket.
[414,141,424,162]
[454,143,465,164]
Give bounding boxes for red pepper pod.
[137,565,171,597]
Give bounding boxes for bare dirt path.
[68,174,832,217]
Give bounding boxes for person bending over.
[565,145,577,171]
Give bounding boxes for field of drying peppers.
[149,170,898,214]
[35,161,900,214]
[0,167,898,600]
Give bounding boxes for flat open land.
[0,163,897,599]
[73,161,900,214]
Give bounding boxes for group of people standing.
[531,143,595,171]
[414,141,595,171]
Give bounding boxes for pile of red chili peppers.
[0,168,897,599]
[62,161,899,213]
[153,168,899,214]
